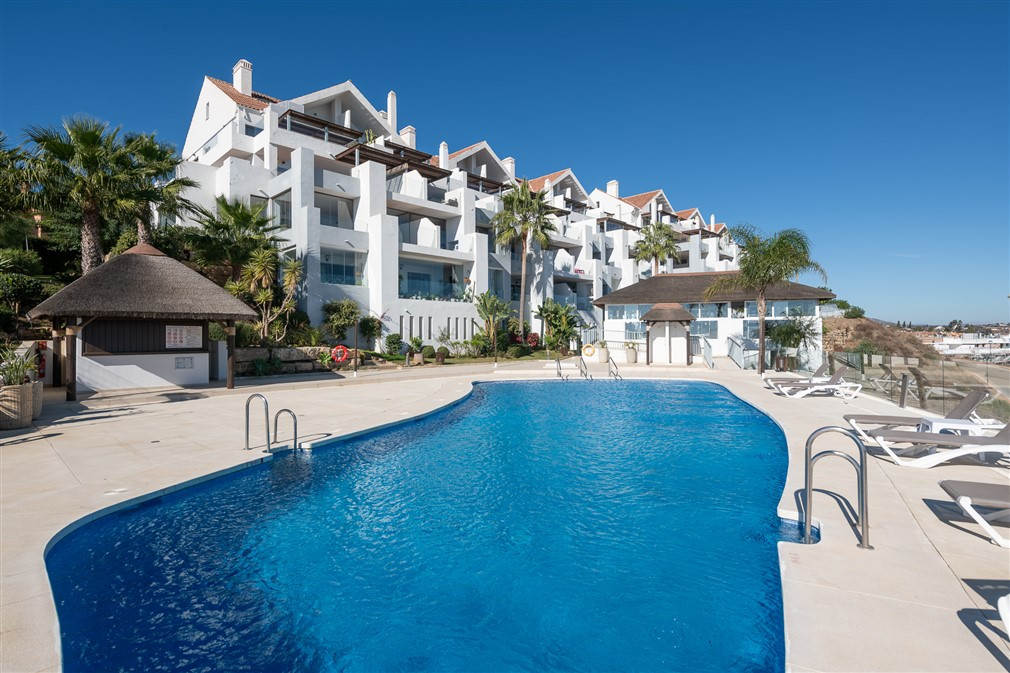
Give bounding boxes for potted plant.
[0,348,38,431]
[597,340,609,363]
[409,336,425,365]
[624,341,638,364]
[767,316,818,370]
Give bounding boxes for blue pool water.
[48,381,799,673]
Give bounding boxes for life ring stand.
[582,344,596,357]
[331,345,349,363]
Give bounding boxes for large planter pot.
[0,383,34,430]
[625,348,638,364]
[412,353,425,366]
[597,347,610,363]
[31,380,43,419]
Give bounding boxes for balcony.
[277,110,361,145]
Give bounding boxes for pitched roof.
[207,76,281,111]
[675,208,700,220]
[527,169,571,192]
[28,245,257,321]
[713,223,727,233]
[593,271,835,307]
[641,302,696,323]
[622,190,662,209]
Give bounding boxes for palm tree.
[474,290,512,362]
[703,226,826,374]
[0,133,34,247]
[535,298,583,351]
[121,134,198,245]
[187,196,282,282]
[227,248,303,340]
[22,117,137,273]
[492,182,556,340]
[631,220,684,276]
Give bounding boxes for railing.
[726,335,760,370]
[273,409,299,450]
[608,356,622,380]
[830,351,1010,424]
[399,279,466,302]
[245,394,271,451]
[702,337,714,369]
[577,356,593,380]
[803,427,873,550]
[555,358,569,381]
[582,327,599,345]
[277,110,360,145]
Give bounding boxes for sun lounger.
[869,364,904,394]
[939,480,1010,548]
[999,594,1010,628]
[868,424,1009,468]
[773,366,861,399]
[910,367,968,401]
[844,390,990,442]
[763,362,829,389]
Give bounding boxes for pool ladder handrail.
[802,426,873,550]
[244,393,271,451]
[577,356,592,381]
[555,358,569,381]
[273,408,299,451]
[607,356,622,380]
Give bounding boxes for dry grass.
[823,318,937,359]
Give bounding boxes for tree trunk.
[653,256,659,276]
[81,204,104,274]
[519,237,528,339]
[137,209,152,246]
[757,292,767,375]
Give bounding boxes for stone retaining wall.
[234,346,330,375]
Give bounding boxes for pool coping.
[3,366,1007,673]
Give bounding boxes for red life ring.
[331,345,349,363]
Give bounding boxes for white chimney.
[386,91,397,133]
[606,180,620,197]
[503,156,515,178]
[710,214,716,228]
[544,178,553,192]
[651,200,659,221]
[232,59,252,95]
[400,125,416,149]
[438,141,449,168]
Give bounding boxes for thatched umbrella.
[641,303,696,365]
[28,244,256,399]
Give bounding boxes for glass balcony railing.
[831,352,1010,423]
[399,279,467,302]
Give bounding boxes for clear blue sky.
[2,1,1007,324]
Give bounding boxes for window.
[607,305,625,320]
[205,102,210,120]
[691,320,718,337]
[244,124,262,137]
[273,192,291,228]
[320,249,366,286]
[317,193,353,229]
[511,282,521,301]
[399,260,463,300]
[249,195,268,215]
[699,302,728,318]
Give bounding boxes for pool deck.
[1,361,1007,672]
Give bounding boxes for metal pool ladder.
[273,408,299,450]
[802,426,873,550]
[577,356,593,380]
[555,358,569,381]
[245,394,271,451]
[607,356,622,380]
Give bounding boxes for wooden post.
[51,325,64,388]
[65,322,78,401]
[226,320,236,389]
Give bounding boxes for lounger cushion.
[844,414,921,426]
[939,480,1010,510]
[870,429,1007,447]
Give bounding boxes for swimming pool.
[48,380,799,672]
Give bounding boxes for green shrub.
[506,344,532,359]
[209,322,227,341]
[436,346,450,357]
[384,332,403,354]
[322,299,362,340]
[853,339,879,355]
[408,335,424,352]
[287,324,326,346]
[236,322,261,347]
[0,305,16,333]
[250,356,283,376]
[844,306,866,319]
[470,332,490,355]
[359,316,383,346]
[421,345,436,358]
[0,273,45,315]
[0,248,42,275]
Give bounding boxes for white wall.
[76,342,210,392]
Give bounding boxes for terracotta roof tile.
[429,141,485,167]
[622,190,662,209]
[675,208,700,220]
[207,76,281,111]
[527,169,570,192]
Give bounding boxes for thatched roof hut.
[641,303,696,324]
[29,244,256,322]
[28,244,255,399]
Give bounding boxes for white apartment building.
[176,60,741,346]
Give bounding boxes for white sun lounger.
[763,362,829,389]
[999,594,1010,629]
[868,424,1009,468]
[844,390,990,443]
[939,480,1010,549]
[773,366,861,399]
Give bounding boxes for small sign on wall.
[175,357,194,370]
[165,325,202,349]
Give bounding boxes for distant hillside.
[822,318,938,358]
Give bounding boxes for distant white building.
[175,60,741,345]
